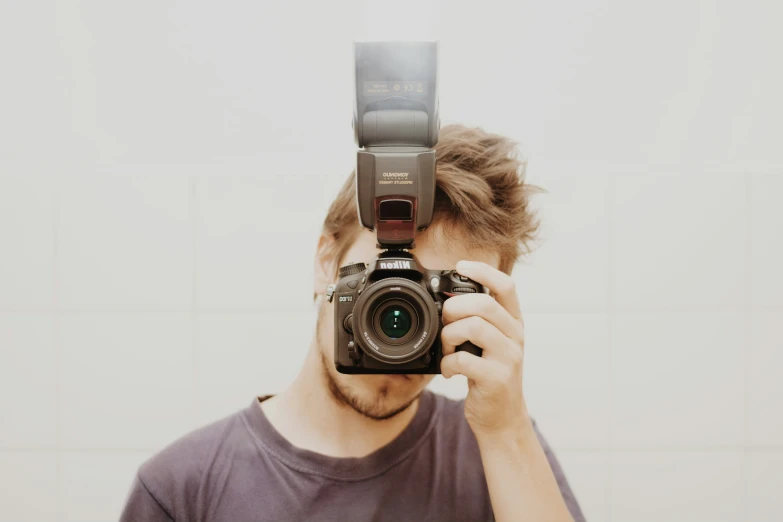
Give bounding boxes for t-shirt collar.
[241,389,441,481]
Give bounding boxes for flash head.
[352,41,440,248]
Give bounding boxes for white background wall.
[1,1,781,521]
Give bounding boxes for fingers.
[440,350,520,388]
[440,315,519,362]
[440,260,526,383]
[440,350,495,381]
[455,260,522,320]
[441,292,524,345]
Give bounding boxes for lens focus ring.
[351,277,438,364]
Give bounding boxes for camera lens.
[351,277,438,365]
[379,305,412,339]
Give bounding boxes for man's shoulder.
[428,391,476,443]
[136,404,251,501]
[428,390,544,444]
[430,390,466,419]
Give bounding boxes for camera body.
[327,40,488,374]
[328,251,486,374]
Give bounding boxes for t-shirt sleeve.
[119,474,175,522]
[531,420,587,522]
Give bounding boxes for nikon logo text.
[382,172,409,178]
[380,261,411,269]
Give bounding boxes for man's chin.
[362,373,415,384]
[338,379,424,420]
[319,351,423,420]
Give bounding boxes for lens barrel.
[351,277,438,364]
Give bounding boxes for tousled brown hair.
[320,123,542,283]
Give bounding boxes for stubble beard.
[315,301,421,421]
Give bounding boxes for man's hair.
[320,123,542,280]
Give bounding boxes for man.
[120,124,585,522]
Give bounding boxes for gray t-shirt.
[120,390,585,521]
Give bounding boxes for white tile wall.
[196,311,312,424]
[613,174,745,310]
[555,451,610,522]
[61,452,152,522]
[59,313,196,450]
[56,175,193,310]
[747,451,783,522]
[751,174,783,307]
[748,310,783,447]
[610,451,745,522]
[524,314,610,450]
[428,374,470,400]
[0,314,57,448]
[0,176,55,309]
[0,452,58,522]
[612,312,744,448]
[195,174,325,312]
[516,173,610,311]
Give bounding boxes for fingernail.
[456,260,470,272]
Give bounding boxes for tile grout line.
[4,304,781,314]
[191,176,200,426]
[606,172,616,522]
[53,176,63,522]
[742,173,753,521]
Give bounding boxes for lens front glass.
[379,305,412,339]
[352,277,438,364]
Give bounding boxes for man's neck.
[259,344,420,459]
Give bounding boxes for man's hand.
[439,259,530,440]
[440,260,576,522]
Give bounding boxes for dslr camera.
[325,41,489,374]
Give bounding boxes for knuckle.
[514,325,526,346]
[441,297,454,316]
[467,316,484,338]
[478,294,495,315]
[510,349,523,369]
[441,323,455,343]
[492,367,511,387]
[500,277,516,295]
[442,323,455,340]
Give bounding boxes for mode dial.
[338,262,366,278]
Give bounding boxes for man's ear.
[313,233,338,299]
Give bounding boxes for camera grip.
[456,341,483,358]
